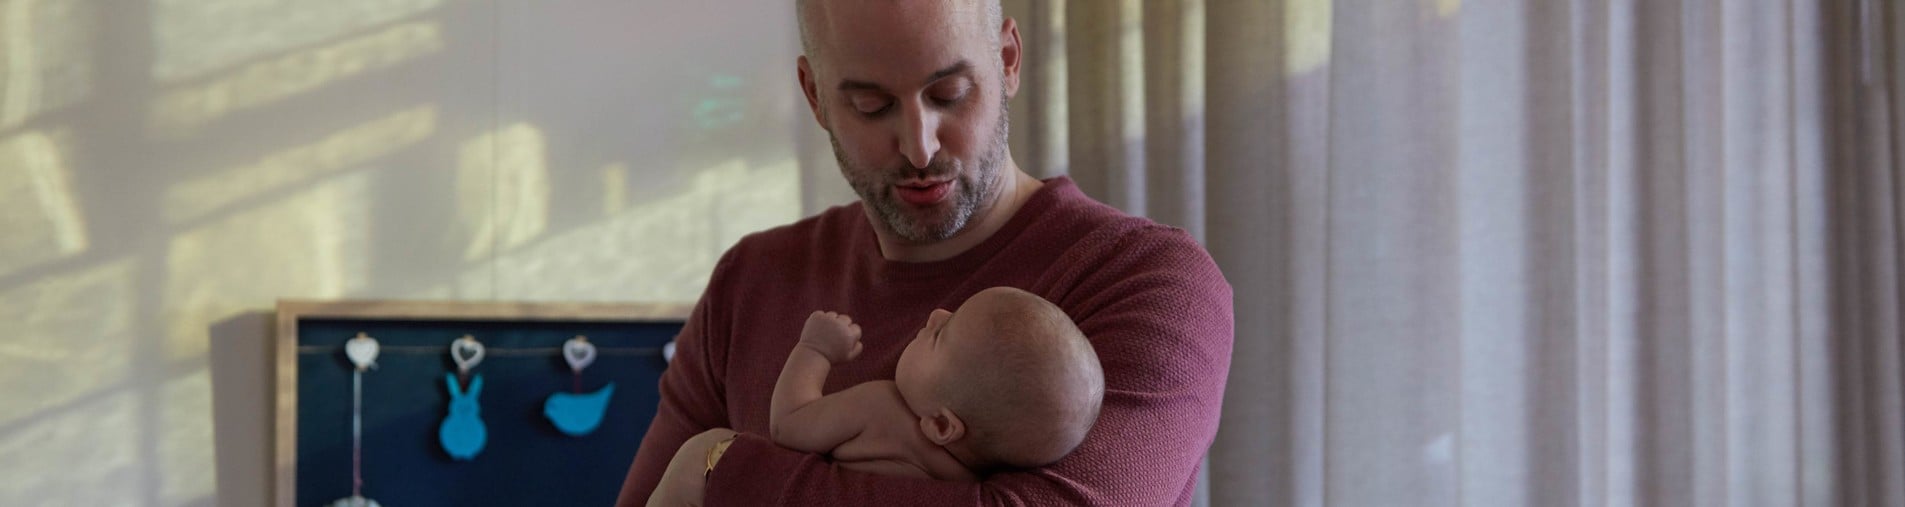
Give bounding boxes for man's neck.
[872,160,1042,263]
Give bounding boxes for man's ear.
[998,16,1022,99]
[797,56,829,130]
[918,407,967,446]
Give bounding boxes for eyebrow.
[837,60,974,93]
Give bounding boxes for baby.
[769,286,1105,480]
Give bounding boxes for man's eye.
[931,86,971,106]
[852,98,891,115]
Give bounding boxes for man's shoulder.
[1039,188,1217,278]
[1062,219,1225,299]
[1036,178,1202,248]
[1012,187,1228,326]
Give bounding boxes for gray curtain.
[1003,0,1905,505]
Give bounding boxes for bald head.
[796,0,1004,60]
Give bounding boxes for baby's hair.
[938,287,1104,469]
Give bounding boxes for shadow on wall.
[0,0,810,505]
[208,312,273,507]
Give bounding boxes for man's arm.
[703,227,1235,506]
[615,251,738,506]
[769,311,869,452]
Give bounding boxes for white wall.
[0,1,856,505]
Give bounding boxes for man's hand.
[798,311,862,364]
[646,428,737,507]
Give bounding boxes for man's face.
[800,0,1017,243]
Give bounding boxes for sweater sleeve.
[614,249,739,506]
[705,227,1235,506]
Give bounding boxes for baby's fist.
[800,311,863,363]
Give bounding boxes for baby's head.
[894,286,1105,470]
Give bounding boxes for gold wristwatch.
[704,435,737,478]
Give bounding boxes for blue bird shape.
[438,373,487,460]
[544,383,615,436]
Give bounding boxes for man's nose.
[898,100,941,169]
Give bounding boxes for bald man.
[619,1,1233,505]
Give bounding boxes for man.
[618,0,1232,504]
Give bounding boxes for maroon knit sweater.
[616,177,1233,506]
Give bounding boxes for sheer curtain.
[998,0,1905,505]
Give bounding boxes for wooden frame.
[273,299,691,507]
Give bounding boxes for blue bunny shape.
[438,373,487,460]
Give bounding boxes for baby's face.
[894,300,974,418]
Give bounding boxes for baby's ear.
[919,407,967,446]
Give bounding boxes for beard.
[832,96,1012,243]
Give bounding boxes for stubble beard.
[832,96,1012,243]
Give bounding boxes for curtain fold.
[1001,0,1905,505]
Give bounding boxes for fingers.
[801,311,863,363]
[809,311,859,328]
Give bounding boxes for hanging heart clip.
[563,336,597,372]
[345,333,380,371]
[451,335,485,373]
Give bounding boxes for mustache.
[884,159,959,184]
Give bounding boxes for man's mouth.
[895,179,953,206]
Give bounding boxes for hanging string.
[351,368,364,498]
[298,345,659,356]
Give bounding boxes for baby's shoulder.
[836,381,919,429]
[837,381,910,413]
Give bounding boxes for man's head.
[795,0,1021,243]
[894,287,1105,469]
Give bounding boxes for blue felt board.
[295,317,678,507]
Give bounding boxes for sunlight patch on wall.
[164,105,436,224]
[1437,0,1460,18]
[457,123,550,262]
[1286,0,1331,76]
[463,158,800,303]
[0,0,94,131]
[152,0,445,84]
[0,390,139,506]
[0,130,88,279]
[149,21,444,136]
[0,258,135,426]
[602,162,629,216]
[164,172,370,361]
[157,369,215,506]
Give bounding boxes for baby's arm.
[769,311,869,453]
